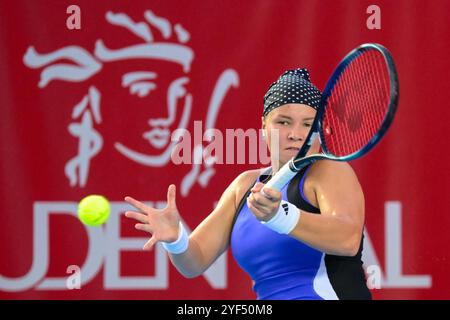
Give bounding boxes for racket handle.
[262,160,298,192]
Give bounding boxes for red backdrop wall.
[1,0,449,299]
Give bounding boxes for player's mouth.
[285,147,300,155]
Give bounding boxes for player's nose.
[287,128,303,141]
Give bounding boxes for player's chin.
[286,147,300,154]
[284,148,300,159]
[277,150,297,164]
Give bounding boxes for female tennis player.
[124,68,372,300]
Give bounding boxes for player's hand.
[124,184,180,251]
[247,182,281,222]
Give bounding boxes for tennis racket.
[262,43,399,192]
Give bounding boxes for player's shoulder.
[230,167,267,201]
[236,167,268,183]
[231,168,262,190]
[309,160,356,179]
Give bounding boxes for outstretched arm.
[124,171,256,278]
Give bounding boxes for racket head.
[318,43,399,161]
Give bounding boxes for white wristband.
[162,222,189,254]
[261,200,301,234]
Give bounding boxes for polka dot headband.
[263,68,322,117]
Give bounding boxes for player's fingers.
[167,184,177,209]
[250,193,275,215]
[249,191,272,209]
[143,236,157,251]
[247,193,258,205]
[125,211,148,223]
[252,192,272,207]
[260,188,271,199]
[251,182,264,192]
[135,223,153,233]
[125,196,150,213]
[260,187,281,201]
[246,198,266,220]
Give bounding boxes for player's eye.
[303,122,312,128]
[277,121,290,126]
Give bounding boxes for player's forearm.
[167,237,209,278]
[289,211,362,256]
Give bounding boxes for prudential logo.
[0,201,433,292]
[0,202,226,292]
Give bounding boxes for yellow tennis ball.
[78,195,110,226]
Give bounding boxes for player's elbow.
[182,271,200,279]
[342,231,362,257]
[177,267,203,279]
[171,259,205,279]
[343,242,359,257]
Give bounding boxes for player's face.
[263,103,316,166]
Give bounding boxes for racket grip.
[262,160,298,192]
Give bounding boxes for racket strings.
[357,52,383,148]
[323,49,390,157]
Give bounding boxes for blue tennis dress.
[230,166,371,300]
